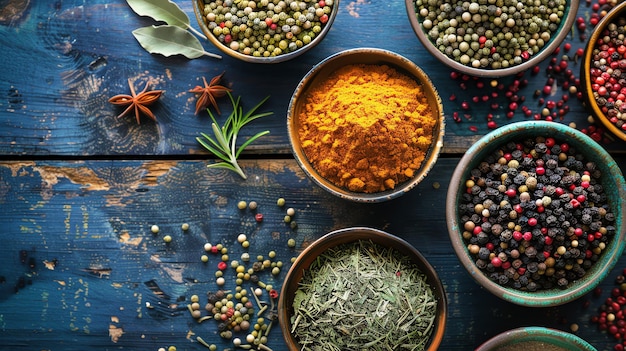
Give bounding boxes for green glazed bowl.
[446,121,626,307]
[476,326,597,351]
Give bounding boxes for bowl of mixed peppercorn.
[446,121,626,307]
[406,0,580,77]
[287,48,445,202]
[580,1,626,142]
[192,0,338,63]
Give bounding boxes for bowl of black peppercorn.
[446,121,626,307]
[406,0,580,77]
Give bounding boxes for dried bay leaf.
[126,0,207,39]
[132,25,221,59]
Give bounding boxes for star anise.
[189,72,232,115]
[109,78,163,124]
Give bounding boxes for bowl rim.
[286,47,445,203]
[580,1,626,141]
[277,226,448,351]
[405,0,581,77]
[192,0,340,63]
[445,121,626,307]
[475,326,597,351]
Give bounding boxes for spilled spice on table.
[297,64,438,193]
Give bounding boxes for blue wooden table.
[1,0,625,350]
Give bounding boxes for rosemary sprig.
[196,93,272,179]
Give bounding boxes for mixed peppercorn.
[416,0,567,70]
[200,0,334,57]
[591,270,626,351]
[459,136,617,291]
[589,15,626,133]
[444,0,622,140]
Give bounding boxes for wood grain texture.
[0,0,624,156]
[2,0,626,351]
[1,158,626,350]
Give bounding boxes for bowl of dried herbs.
[277,227,447,351]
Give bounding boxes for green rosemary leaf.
[196,134,230,163]
[207,162,239,172]
[211,122,231,151]
[236,130,270,158]
[197,94,272,179]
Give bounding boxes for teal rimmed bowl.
[476,327,597,351]
[446,121,626,307]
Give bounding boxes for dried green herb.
[196,93,271,179]
[292,240,437,351]
[126,0,221,59]
[132,25,221,59]
[126,0,207,39]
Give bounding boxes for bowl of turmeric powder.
[287,48,445,203]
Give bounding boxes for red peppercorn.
[269,289,279,299]
[217,261,228,270]
[543,85,552,95]
[255,213,264,222]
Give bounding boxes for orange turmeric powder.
[297,63,437,193]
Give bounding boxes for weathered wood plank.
[0,0,624,157]
[1,158,625,350]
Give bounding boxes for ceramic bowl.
[277,227,447,351]
[476,326,597,351]
[405,0,580,77]
[192,0,339,63]
[580,2,626,142]
[287,48,445,203]
[446,121,626,307]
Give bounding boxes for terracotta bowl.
[277,227,447,351]
[192,0,339,63]
[446,121,626,307]
[405,0,580,77]
[287,48,445,203]
[476,327,597,351]
[580,2,626,142]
